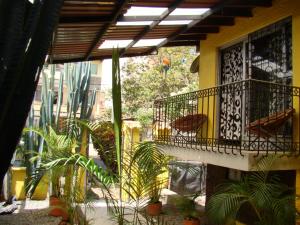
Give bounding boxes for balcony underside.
[158,143,300,171]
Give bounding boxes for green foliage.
[130,141,171,204]
[64,62,96,120]
[91,121,117,173]
[171,195,200,220]
[103,141,172,225]
[206,157,296,225]
[122,47,198,125]
[135,108,153,128]
[112,48,122,177]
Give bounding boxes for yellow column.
[10,167,26,200]
[296,170,300,225]
[293,3,300,144]
[293,6,300,224]
[77,127,88,202]
[122,121,141,200]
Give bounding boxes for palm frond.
[207,159,296,225]
[131,141,167,170]
[271,194,295,225]
[207,190,247,224]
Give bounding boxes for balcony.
[153,79,300,170]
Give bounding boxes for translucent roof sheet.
[124,7,167,16]
[159,20,192,25]
[99,40,133,49]
[170,8,210,16]
[116,21,153,26]
[133,38,166,47]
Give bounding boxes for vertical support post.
[122,120,141,200]
[77,127,88,202]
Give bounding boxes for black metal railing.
[153,79,300,156]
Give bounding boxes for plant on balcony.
[206,157,296,225]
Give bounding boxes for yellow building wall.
[31,175,48,200]
[199,0,300,138]
[11,167,48,200]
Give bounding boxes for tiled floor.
[0,188,206,225]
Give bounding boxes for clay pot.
[146,201,162,216]
[49,196,69,221]
[49,196,61,206]
[183,218,200,225]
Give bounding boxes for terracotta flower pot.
[183,218,200,225]
[146,201,162,216]
[50,196,61,206]
[49,196,69,221]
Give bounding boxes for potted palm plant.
[173,196,200,225]
[146,176,164,216]
[130,141,170,216]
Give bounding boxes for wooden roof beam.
[52,50,155,64]
[119,0,185,57]
[174,34,207,41]
[59,15,113,23]
[186,26,219,34]
[165,41,199,47]
[84,0,129,60]
[228,0,272,8]
[214,7,253,17]
[197,17,235,26]
[145,0,235,55]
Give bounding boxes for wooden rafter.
[84,0,129,60]
[145,0,235,54]
[49,0,274,62]
[175,34,207,40]
[119,0,185,57]
[228,0,272,7]
[60,15,112,23]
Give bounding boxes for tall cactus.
[34,64,63,167]
[23,107,35,174]
[65,62,96,120]
[40,64,63,130]
[21,62,97,198]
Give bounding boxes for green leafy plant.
[172,195,200,221]
[206,156,297,225]
[131,141,170,204]
[91,121,117,173]
[122,47,198,122]
[24,123,116,225]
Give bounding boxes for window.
[247,17,292,84]
[218,18,292,145]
